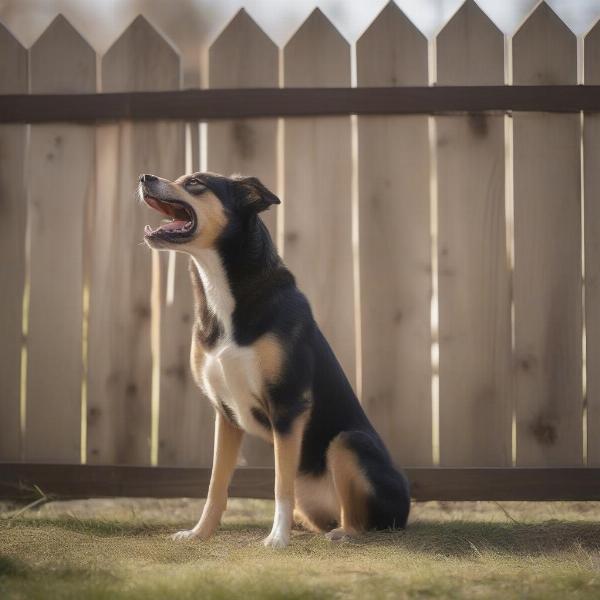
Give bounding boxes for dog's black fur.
[186,173,411,531]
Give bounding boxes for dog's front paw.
[171,529,199,541]
[262,532,290,549]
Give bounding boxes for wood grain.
[356,3,432,466]
[584,23,600,466]
[0,24,27,460]
[207,9,280,467]
[436,0,512,466]
[283,9,355,387]
[207,9,278,239]
[25,16,95,462]
[513,3,582,466]
[87,16,183,464]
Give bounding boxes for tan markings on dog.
[294,471,340,532]
[191,190,228,249]
[326,434,374,538]
[253,334,284,383]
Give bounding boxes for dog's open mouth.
[143,196,197,242]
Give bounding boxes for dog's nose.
[140,174,158,184]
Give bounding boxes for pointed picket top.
[102,15,180,92]
[0,21,27,93]
[357,2,427,86]
[513,1,576,85]
[30,14,95,93]
[209,8,277,88]
[437,0,503,85]
[284,8,350,87]
[585,18,600,84]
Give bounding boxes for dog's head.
[139,172,280,251]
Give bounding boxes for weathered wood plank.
[2,463,600,501]
[437,0,512,466]
[356,3,432,466]
[25,15,95,462]
[207,9,279,467]
[585,22,600,466]
[88,16,183,465]
[0,24,27,461]
[283,9,355,388]
[513,3,582,466]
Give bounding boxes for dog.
[140,171,410,548]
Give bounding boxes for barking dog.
[140,172,410,548]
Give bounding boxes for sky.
[1,0,599,85]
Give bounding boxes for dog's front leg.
[263,413,307,549]
[173,410,243,541]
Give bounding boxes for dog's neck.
[188,215,292,342]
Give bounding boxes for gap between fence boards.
[1,86,600,123]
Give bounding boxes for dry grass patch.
[1,499,600,599]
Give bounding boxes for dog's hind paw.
[325,528,354,542]
[171,529,199,541]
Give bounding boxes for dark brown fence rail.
[2,464,600,502]
[1,86,600,123]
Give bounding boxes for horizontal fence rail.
[2,464,600,502]
[1,86,600,123]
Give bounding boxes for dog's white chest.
[200,340,271,441]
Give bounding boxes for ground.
[1,498,600,599]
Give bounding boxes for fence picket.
[356,3,432,466]
[207,9,279,467]
[513,3,582,466]
[158,256,213,466]
[0,24,27,460]
[283,9,355,389]
[208,9,278,240]
[88,16,183,464]
[24,16,95,462]
[585,22,600,466]
[436,0,512,466]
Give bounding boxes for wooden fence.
[2,1,600,501]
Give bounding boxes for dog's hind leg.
[325,432,374,541]
[325,430,410,541]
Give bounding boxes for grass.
[1,498,600,599]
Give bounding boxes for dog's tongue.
[161,220,187,231]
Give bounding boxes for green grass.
[1,498,600,599]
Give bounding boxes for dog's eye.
[187,178,200,186]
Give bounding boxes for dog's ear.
[234,176,281,214]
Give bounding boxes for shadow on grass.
[354,520,600,556]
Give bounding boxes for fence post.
[436,0,512,466]
[88,16,183,465]
[25,15,95,463]
[356,3,432,466]
[584,21,600,466]
[513,2,582,466]
[0,23,27,461]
